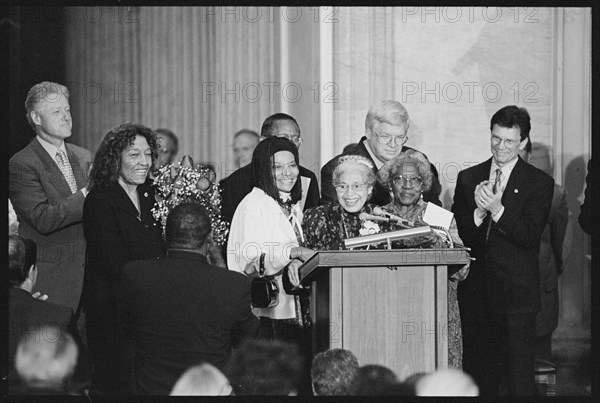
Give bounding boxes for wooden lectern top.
[299,247,470,284]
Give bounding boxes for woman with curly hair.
[83,122,165,394]
[377,149,469,369]
[302,155,379,250]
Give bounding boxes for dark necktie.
[485,168,502,242]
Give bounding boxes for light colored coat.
[227,187,303,320]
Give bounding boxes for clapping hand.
[32,292,48,301]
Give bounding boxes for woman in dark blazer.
[83,122,165,394]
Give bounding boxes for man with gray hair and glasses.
[320,100,441,206]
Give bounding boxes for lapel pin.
[144,192,148,197]
[514,189,519,193]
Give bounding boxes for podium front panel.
[325,264,448,380]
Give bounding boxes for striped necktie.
[485,168,502,242]
[56,149,78,194]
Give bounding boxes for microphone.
[358,212,390,223]
[372,206,415,227]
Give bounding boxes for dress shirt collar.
[490,156,519,190]
[36,135,67,161]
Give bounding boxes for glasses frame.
[334,183,368,193]
[277,134,303,145]
[392,175,423,187]
[373,130,408,146]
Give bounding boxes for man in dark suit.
[452,105,554,396]
[121,203,259,395]
[9,81,92,312]
[219,113,320,223]
[320,100,441,206]
[8,235,73,387]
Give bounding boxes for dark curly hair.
[89,122,158,190]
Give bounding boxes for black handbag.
[250,253,279,308]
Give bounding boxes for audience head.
[24,82,71,140]
[15,325,78,393]
[364,100,410,163]
[415,369,479,396]
[378,150,432,207]
[311,348,359,396]
[261,113,303,148]
[347,364,399,396]
[233,129,260,169]
[89,122,158,190]
[489,105,530,167]
[225,339,303,395]
[9,235,38,290]
[332,155,377,213]
[170,363,232,396]
[154,128,179,169]
[166,202,211,252]
[251,136,302,204]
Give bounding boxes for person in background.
[170,364,232,396]
[519,141,570,365]
[578,158,597,237]
[415,369,479,396]
[8,236,74,392]
[311,348,359,396]
[9,81,92,312]
[220,113,320,224]
[320,100,441,207]
[83,122,165,394]
[224,339,304,396]
[13,325,79,395]
[154,128,179,170]
[233,129,260,169]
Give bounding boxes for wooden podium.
[299,248,470,380]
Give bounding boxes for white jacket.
[227,187,304,319]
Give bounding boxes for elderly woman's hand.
[286,259,304,287]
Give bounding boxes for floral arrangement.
[152,156,229,246]
[359,219,380,236]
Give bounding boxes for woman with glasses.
[377,149,469,369]
[302,155,379,250]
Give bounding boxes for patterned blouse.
[302,203,377,250]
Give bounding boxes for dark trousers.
[460,297,537,397]
[86,311,133,394]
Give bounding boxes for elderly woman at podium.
[302,155,380,250]
[377,149,469,368]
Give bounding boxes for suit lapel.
[138,184,156,225]
[30,139,73,197]
[110,183,143,220]
[501,157,526,207]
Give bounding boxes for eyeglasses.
[373,131,408,146]
[334,183,368,193]
[393,175,423,187]
[277,134,303,145]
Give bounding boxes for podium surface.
[300,248,470,380]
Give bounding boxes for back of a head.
[415,369,479,397]
[225,339,303,395]
[348,364,399,396]
[170,363,231,396]
[15,325,78,392]
[260,113,299,138]
[311,348,359,396]
[9,235,37,288]
[165,202,211,251]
